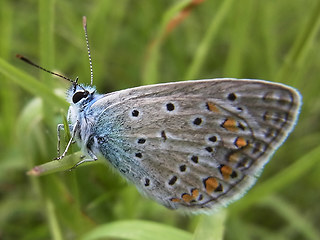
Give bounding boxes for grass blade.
[0,57,68,108]
[192,210,226,240]
[185,0,235,80]
[81,220,192,240]
[230,144,320,213]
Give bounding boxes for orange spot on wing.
[182,193,194,203]
[170,198,181,203]
[235,137,247,148]
[222,118,238,132]
[207,102,220,113]
[204,177,219,194]
[191,189,199,198]
[228,152,240,163]
[179,188,201,203]
[220,165,233,179]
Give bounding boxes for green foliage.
[0,0,320,239]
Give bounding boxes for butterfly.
[60,78,301,213]
[18,17,301,213]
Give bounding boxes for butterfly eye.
[72,91,89,103]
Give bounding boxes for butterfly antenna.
[16,54,77,84]
[83,16,94,85]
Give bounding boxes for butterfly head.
[66,83,97,106]
[66,83,99,126]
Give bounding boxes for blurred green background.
[1,0,320,239]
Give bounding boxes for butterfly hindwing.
[90,79,301,212]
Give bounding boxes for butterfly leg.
[55,121,79,160]
[56,124,64,157]
[70,149,98,170]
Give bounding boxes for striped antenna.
[16,55,86,91]
[16,54,77,84]
[83,16,94,85]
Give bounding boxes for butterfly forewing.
[91,79,301,212]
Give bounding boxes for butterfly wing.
[91,79,301,212]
